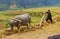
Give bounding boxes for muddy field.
[0,15,60,39]
[0,7,60,39]
[1,21,60,39]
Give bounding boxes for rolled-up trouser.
[46,16,53,23]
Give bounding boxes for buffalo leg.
[18,24,21,33]
[11,25,14,30]
[29,22,32,28]
[26,24,30,29]
[17,26,20,30]
[17,25,20,33]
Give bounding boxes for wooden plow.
[39,13,46,27]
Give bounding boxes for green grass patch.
[0,7,58,29]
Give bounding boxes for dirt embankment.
[0,21,4,29]
[1,13,60,39]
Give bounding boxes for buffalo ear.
[18,20,21,23]
[14,21,17,23]
[16,19,21,23]
[14,19,21,23]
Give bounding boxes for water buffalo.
[48,35,60,39]
[9,13,31,31]
[9,19,20,30]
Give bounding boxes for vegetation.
[0,7,57,28]
[0,0,60,10]
[0,7,59,39]
[0,0,60,39]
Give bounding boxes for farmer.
[45,10,53,23]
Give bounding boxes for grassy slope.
[1,21,60,39]
[0,7,58,22]
[0,7,59,28]
[0,7,60,39]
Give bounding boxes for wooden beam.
[40,13,46,27]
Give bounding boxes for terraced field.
[0,7,60,39]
